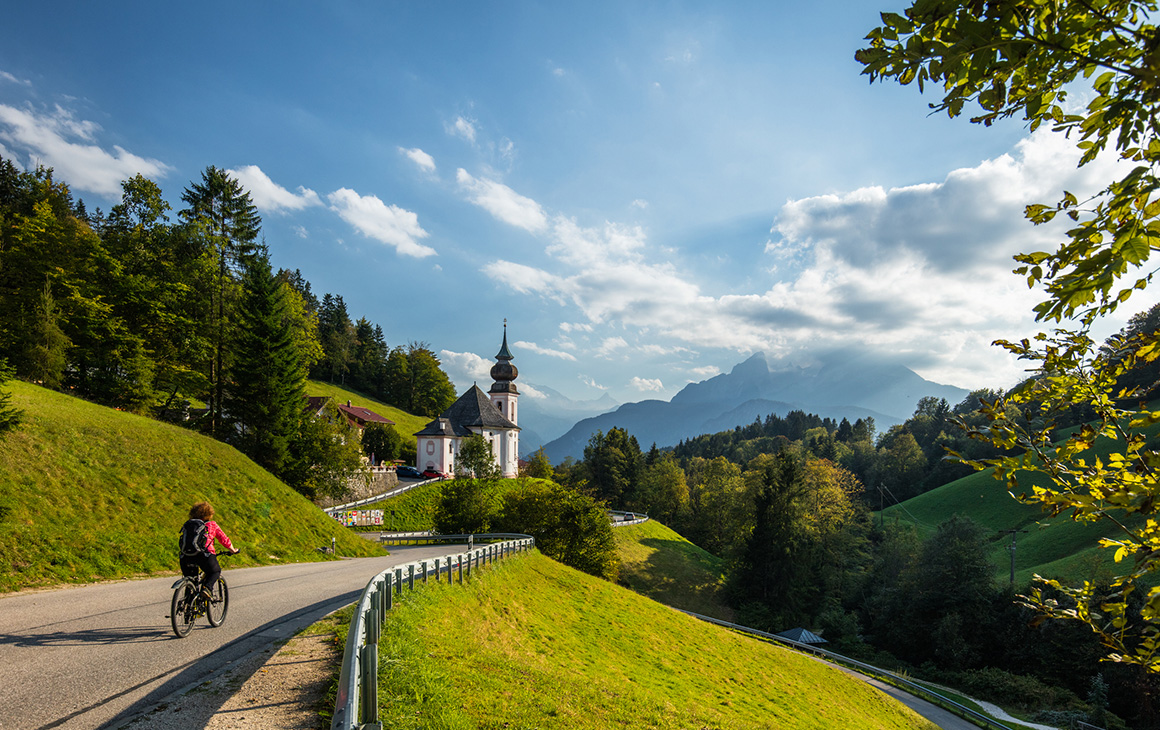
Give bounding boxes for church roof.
[415,385,519,437]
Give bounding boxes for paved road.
[0,546,455,730]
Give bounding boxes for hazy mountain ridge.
[537,351,969,462]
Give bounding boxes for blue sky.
[2,1,1151,408]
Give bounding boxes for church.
[414,325,521,477]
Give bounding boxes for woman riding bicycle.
[178,501,239,599]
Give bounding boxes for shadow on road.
[40,591,361,730]
[1,625,170,647]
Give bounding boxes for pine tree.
[0,358,22,436]
[180,166,262,435]
[224,252,303,477]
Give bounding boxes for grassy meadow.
[363,551,937,730]
[0,381,382,593]
[881,463,1131,586]
[612,518,732,620]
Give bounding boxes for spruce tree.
[225,252,303,477]
[180,166,262,435]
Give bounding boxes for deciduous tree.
[859,0,1160,670]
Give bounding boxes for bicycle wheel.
[171,582,196,638]
[206,577,229,627]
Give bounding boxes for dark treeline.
[0,158,454,498]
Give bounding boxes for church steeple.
[490,319,518,389]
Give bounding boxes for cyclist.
[178,501,240,600]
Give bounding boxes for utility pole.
[999,528,1028,586]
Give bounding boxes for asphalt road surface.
[0,546,455,730]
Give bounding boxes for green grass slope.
[369,551,937,730]
[0,381,382,593]
[305,379,427,445]
[882,464,1127,586]
[613,519,732,620]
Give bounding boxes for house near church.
[303,396,394,438]
[415,326,521,477]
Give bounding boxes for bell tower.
[489,320,519,425]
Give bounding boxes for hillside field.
[882,460,1132,586]
[363,550,938,730]
[0,381,381,593]
[613,518,732,619]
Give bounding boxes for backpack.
[179,518,210,557]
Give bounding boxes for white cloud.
[439,350,492,391]
[631,199,649,210]
[486,128,1146,388]
[228,165,321,214]
[513,340,577,361]
[0,70,31,86]
[399,146,436,173]
[630,376,665,392]
[327,188,436,258]
[690,365,720,378]
[457,169,548,233]
[580,375,608,390]
[520,382,547,399]
[293,225,309,239]
[447,116,477,144]
[596,336,629,358]
[0,103,171,197]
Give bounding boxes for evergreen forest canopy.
[0,158,456,497]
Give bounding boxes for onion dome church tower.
[489,320,519,426]
[413,322,521,478]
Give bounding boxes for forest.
[0,158,456,497]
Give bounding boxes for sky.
[2,1,1153,408]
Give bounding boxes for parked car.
[421,468,450,480]
[396,465,423,479]
[624,512,636,521]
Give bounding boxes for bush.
[492,480,619,580]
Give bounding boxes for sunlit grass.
[613,519,732,620]
[371,552,938,730]
[0,381,382,592]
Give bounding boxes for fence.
[679,609,1020,730]
[331,535,535,730]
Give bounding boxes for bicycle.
[169,559,231,638]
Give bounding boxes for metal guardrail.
[608,510,649,527]
[331,535,535,730]
[324,479,435,514]
[679,610,1015,730]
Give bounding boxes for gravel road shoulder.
[123,613,343,730]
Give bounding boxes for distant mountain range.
[516,384,619,453]
[534,350,970,463]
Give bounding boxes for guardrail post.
[422,561,428,583]
[408,564,414,590]
[367,606,380,646]
[395,568,403,594]
[448,557,454,584]
[360,643,379,728]
[457,555,463,584]
[434,558,440,581]
[385,574,393,611]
